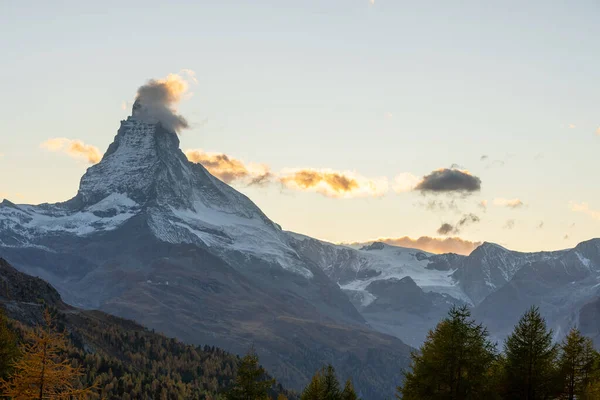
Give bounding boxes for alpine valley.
[1,105,599,399]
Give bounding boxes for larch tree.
[396,305,498,400]
[301,368,325,400]
[501,306,559,400]
[0,308,94,399]
[0,306,19,380]
[341,378,359,400]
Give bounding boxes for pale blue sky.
[1,0,599,252]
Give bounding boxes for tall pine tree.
[226,347,275,400]
[501,306,559,400]
[397,305,498,400]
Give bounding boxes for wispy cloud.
[185,149,271,186]
[494,198,525,209]
[570,201,600,221]
[569,124,576,129]
[393,173,421,193]
[40,138,102,164]
[279,169,388,198]
[437,213,480,235]
[504,219,516,229]
[186,150,388,198]
[478,199,488,212]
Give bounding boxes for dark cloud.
[415,168,481,195]
[437,213,480,235]
[480,155,489,161]
[437,223,455,235]
[457,213,480,227]
[420,199,459,212]
[537,221,544,229]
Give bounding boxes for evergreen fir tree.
[396,305,498,400]
[341,379,359,400]
[501,306,559,400]
[0,309,95,399]
[0,307,19,380]
[226,347,274,400]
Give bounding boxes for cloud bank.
[358,236,482,255]
[41,138,101,164]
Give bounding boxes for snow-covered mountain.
[288,234,600,346]
[0,110,411,400]
[0,103,598,390]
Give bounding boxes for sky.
[0,0,599,254]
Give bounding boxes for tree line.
[398,305,600,400]
[1,303,599,399]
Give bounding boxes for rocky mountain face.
[289,235,600,347]
[474,238,600,342]
[0,258,296,399]
[0,112,411,400]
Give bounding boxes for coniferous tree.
[397,305,498,400]
[0,309,95,399]
[0,307,19,380]
[341,379,359,400]
[501,306,559,400]
[226,348,274,400]
[301,368,325,400]
[322,365,341,400]
[558,328,598,400]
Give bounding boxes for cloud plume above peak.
[41,138,101,164]
[133,72,193,133]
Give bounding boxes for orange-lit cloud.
[494,198,525,209]
[41,138,102,164]
[570,201,600,221]
[350,236,482,255]
[596,127,600,136]
[185,149,271,186]
[279,169,388,198]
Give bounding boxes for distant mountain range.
[0,105,598,398]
